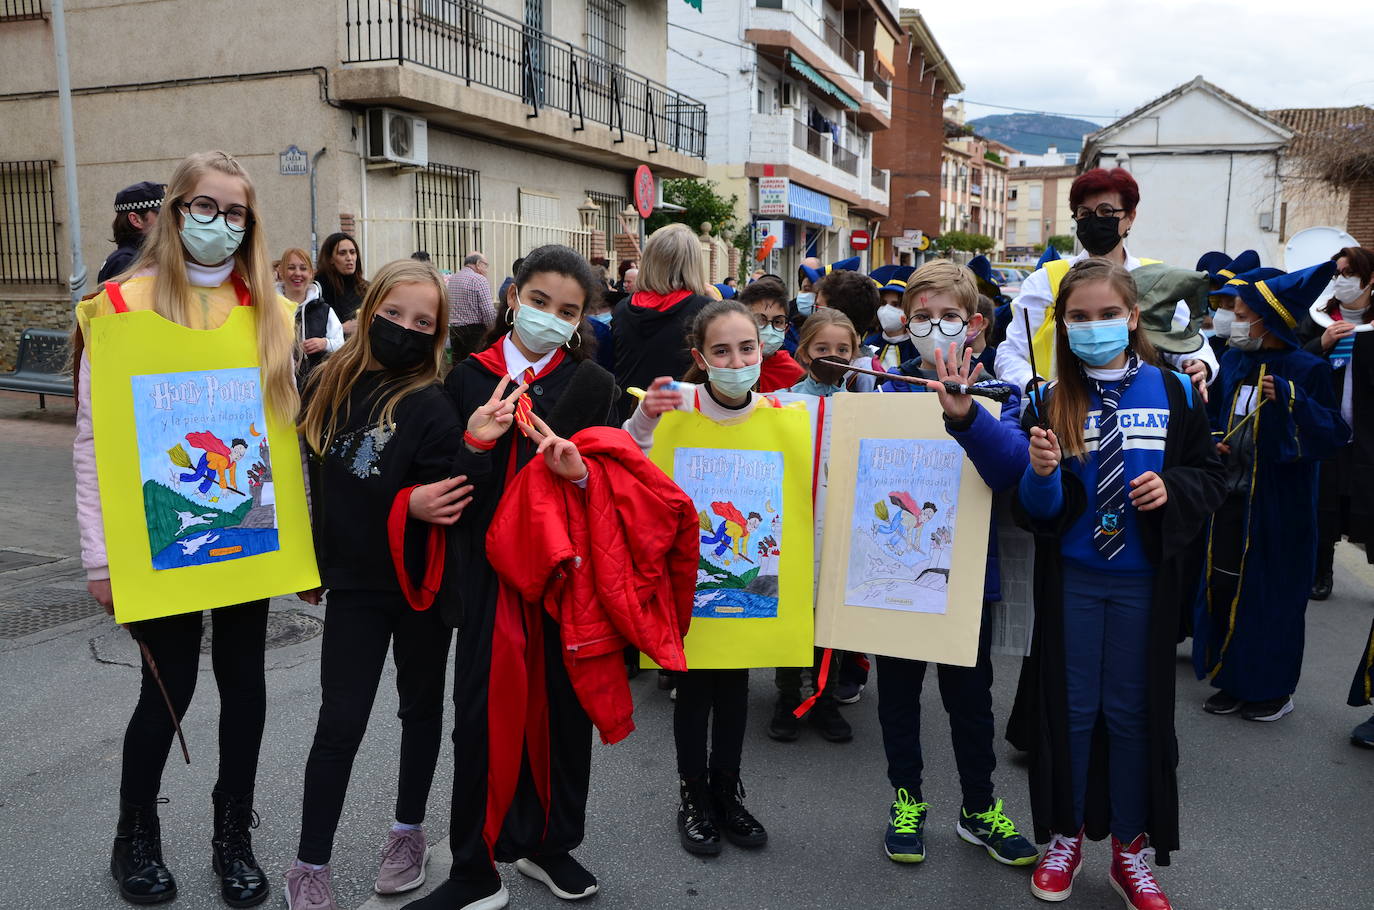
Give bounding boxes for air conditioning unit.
[780,82,802,109]
[367,108,429,167]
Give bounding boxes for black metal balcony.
[343,0,707,159]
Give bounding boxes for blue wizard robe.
[1193,346,1349,701]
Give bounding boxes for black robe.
[440,349,617,881]
[1008,372,1226,864]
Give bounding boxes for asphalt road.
[2,391,1370,910]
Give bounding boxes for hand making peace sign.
[466,375,528,447]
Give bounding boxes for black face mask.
[1075,214,1124,256]
[368,314,432,371]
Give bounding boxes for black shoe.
[708,770,768,848]
[768,696,801,742]
[1310,574,1333,601]
[1241,695,1295,722]
[677,777,721,856]
[1203,691,1243,715]
[807,698,854,743]
[211,790,269,907]
[514,853,598,900]
[400,875,507,910]
[111,799,177,904]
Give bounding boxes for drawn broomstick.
[165,444,245,496]
[129,627,191,764]
[811,355,1013,402]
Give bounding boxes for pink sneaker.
[375,825,428,895]
[285,862,336,910]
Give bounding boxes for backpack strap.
[1170,370,1194,408]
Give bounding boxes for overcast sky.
[916,0,1374,126]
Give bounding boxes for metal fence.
[343,0,707,159]
[0,160,59,284]
[0,0,45,21]
[358,212,601,283]
[414,163,482,273]
[833,146,859,176]
[586,191,628,262]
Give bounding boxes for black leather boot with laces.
[677,777,721,856]
[111,798,177,904]
[708,769,768,848]
[211,790,269,907]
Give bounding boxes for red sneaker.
[1109,835,1171,910]
[1030,829,1083,902]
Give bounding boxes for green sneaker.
[884,788,928,863]
[956,798,1039,866]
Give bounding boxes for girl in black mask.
[288,259,480,908]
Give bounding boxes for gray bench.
[0,329,73,408]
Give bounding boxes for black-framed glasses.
[754,314,790,331]
[178,195,253,231]
[907,313,968,337]
[1072,204,1126,221]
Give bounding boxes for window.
[414,163,482,274]
[0,1,45,22]
[1025,219,1042,244]
[586,0,625,68]
[586,190,627,259]
[1028,185,1043,210]
[1007,219,1017,245]
[0,160,59,284]
[419,0,485,46]
[519,189,562,251]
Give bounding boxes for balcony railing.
[871,166,888,193]
[343,0,707,159]
[833,145,859,177]
[793,118,829,161]
[823,18,859,72]
[0,0,45,21]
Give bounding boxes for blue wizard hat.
[713,283,738,300]
[1036,245,1062,268]
[1226,261,1335,347]
[1200,249,1260,284]
[870,264,915,294]
[966,255,996,283]
[1209,266,1284,298]
[801,256,861,286]
[1195,251,1230,276]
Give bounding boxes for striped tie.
[1092,354,1140,560]
[513,367,536,430]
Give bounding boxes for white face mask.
[1229,318,1265,352]
[1211,308,1236,340]
[908,316,967,366]
[1332,274,1369,304]
[877,304,905,336]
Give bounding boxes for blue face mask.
[589,312,612,325]
[1065,317,1130,366]
[513,296,577,354]
[706,362,760,399]
[795,292,816,316]
[180,215,244,266]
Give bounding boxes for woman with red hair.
[999,168,1217,403]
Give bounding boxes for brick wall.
[1346,177,1374,246]
[0,290,70,371]
[873,31,948,254]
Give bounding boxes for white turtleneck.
[185,259,235,288]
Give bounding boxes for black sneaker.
[884,789,928,864]
[1241,696,1294,722]
[514,853,597,901]
[807,699,854,743]
[834,681,865,704]
[1203,691,1243,715]
[1351,714,1374,748]
[768,696,801,742]
[400,874,507,910]
[1310,574,1333,601]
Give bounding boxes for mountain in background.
[967,113,1103,156]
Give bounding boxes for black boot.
[1310,573,1333,601]
[211,790,269,908]
[111,799,177,904]
[768,694,801,742]
[807,694,854,743]
[708,769,768,848]
[677,777,721,856]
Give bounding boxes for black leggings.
[120,600,269,806]
[296,590,453,865]
[673,669,749,780]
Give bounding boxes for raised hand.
[919,342,986,419]
[467,375,528,446]
[1029,425,1061,477]
[519,413,588,484]
[408,475,475,526]
[642,376,686,418]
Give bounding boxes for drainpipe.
[309,147,326,264]
[51,0,86,302]
[358,114,369,272]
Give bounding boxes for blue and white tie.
[1092,354,1140,560]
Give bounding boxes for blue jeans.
[1061,562,1152,843]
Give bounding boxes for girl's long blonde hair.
[123,151,298,422]
[298,259,449,456]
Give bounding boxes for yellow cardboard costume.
[78,276,318,624]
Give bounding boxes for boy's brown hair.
[901,260,979,317]
[816,269,880,334]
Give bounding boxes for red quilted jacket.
[486,426,696,744]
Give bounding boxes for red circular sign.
[633,165,655,219]
[850,229,871,251]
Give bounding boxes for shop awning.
[787,51,860,112]
[788,182,833,226]
[681,0,702,10]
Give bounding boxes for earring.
[504,308,514,326]
[567,328,582,350]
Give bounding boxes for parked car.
[990,266,1025,297]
